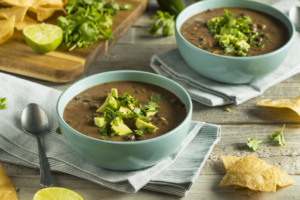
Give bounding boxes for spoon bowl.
[21,103,48,135]
[289,6,300,32]
[21,103,54,187]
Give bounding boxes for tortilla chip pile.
[257,95,300,116]
[0,0,66,44]
[0,164,18,200]
[219,155,295,192]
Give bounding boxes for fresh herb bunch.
[247,124,286,152]
[0,97,7,109]
[148,10,175,36]
[207,9,270,56]
[57,0,131,51]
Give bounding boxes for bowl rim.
[175,0,296,59]
[56,70,193,145]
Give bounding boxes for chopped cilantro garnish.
[246,124,286,151]
[268,37,273,43]
[0,97,7,109]
[117,92,138,107]
[56,127,62,134]
[150,94,162,102]
[16,188,20,192]
[133,129,147,138]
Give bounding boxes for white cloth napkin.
[0,72,221,197]
[150,0,300,106]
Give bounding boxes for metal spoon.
[21,103,54,187]
[289,6,300,32]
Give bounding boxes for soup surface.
[180,7,290,57]
[63,81,187,142]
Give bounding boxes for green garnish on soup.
[207,9,270,57]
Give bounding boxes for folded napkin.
[0,72,221,197]
[151,0,300,107]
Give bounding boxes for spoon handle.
[36,135,55,187]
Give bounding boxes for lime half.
[23,23,62,54]
[33,187,84,200]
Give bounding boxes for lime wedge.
[33,187,84,200]
[23,23,62,54]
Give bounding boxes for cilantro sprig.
[0,97,7,109]
[148,10,175,36]
[247,124,286,152]
[150,94,162,102]
[57,0,131,51]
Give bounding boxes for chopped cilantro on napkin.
[0,97,7,109]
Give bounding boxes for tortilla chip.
[0,6,28,21]
[0,0,63,8]
[273,167,295,187]
[0,0,65,21]
[31,6,66,22]
[220,156,242,170]
[0,164,18,200]
[221,155,295,190]
[0,16,15,44]
[220,155,276,192]
[15,15,37,30]
[257,95,300,116]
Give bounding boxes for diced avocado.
[96,96,118,113]
[145,111,157,117]
[110,116,123,125]
[234,40,250,50]
[119,106,135,118]
[94,117,107,128]
[146,123,158,133]
[135,119,147,129]
[135,119,158,133]
[111,88,118,98]
[111,124,133,136]
[128,104,134,110]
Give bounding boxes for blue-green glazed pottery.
[175,0,295,84]
[56,71,192,170]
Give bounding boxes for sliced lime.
[23,23,62,54]
[33,187,84,200]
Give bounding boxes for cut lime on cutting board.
[23,24,62,54]
[33,187,84,200]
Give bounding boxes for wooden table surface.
[2,0,300,199]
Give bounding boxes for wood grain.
[0,0,148,82]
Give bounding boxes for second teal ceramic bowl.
[56,71,192,170]
[175,0,295,84]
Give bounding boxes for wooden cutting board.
[0,0,148,83]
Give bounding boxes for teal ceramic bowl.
[175,0,295,84]
[56,71,192,170]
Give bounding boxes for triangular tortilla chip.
[0,16,15,44]
[256,95,300,116]
[33,6,66,21]
[220,155,276,192]
[221,156,295,189]
[220,156,242,170]
[0,164,18,200]
[0,6,28,21]
[273,167,295,187]
[0,0,63,8]
[15,15,37,30]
